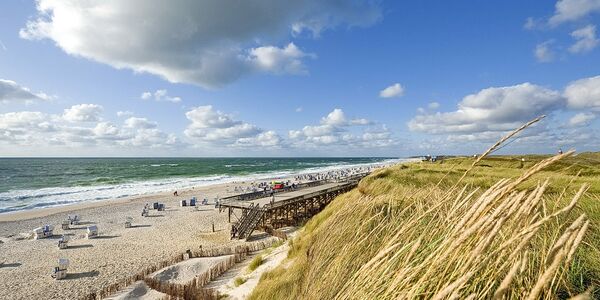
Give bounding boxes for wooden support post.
[228,207,232,223]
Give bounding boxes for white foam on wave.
[0,158,411,214]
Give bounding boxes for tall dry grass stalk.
[249,116,592,300]
[327,116,589,299]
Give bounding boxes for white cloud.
[569,112,596,126]
[408,83,564,135]
[248,43,313,75]
[535,40,555,62]
[295,107,303,112]
[379,83,404,98]
[0,105,179,152]
[184,105,277,147]
[564,75,600,110]
[184,106,239,129]
[549,0,600,25]
[124,117,158,129]
[235,130,282,147]
[288,108,392,148]
[116,111,133,117]
[63,104,103,122]
[141,89,182,103]
[524,17,542,30]
[321,108,347,126]
[0,79,51,104]
[569,25,599,53]
[20,0,381,88]
[428,102,440,110]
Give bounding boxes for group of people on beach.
[226,165,378,195]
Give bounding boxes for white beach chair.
[33,227,44,240]
[52,258,69,280]
[125,217,133,228]
[58,235,68,249]
[86,225,98,239]
[33,225,54,239]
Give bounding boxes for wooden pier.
[219,174,368,239]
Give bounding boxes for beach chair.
[180,199,187,207]
[153,202,159,209]
[125,217,132,228]
[61,220,70,230]
[33,227,44,240]
[86,225,98,239]
[158,203,165,211]
[34,225,54,239]
[52,258,69,280]
[190,197,197,206]
[68,214,80,225]
[58,235,68,249]
[142,205,149,217]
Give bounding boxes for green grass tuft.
[248,255,264,272]
[234,276,247,287]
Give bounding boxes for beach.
[0,171,303,300]
[0,162,393,300]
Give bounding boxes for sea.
[0,157,404,214]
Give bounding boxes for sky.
[0,0,599,157]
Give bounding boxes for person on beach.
[173,191,178,196]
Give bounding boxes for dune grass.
[248,255,265,272]
[234,276,247,287]
[249,151,600,299]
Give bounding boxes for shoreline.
[0,159,410,223]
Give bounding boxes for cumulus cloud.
[535,40,555,62]
[564,75,600,110]
[0,105,179,152]
[116,111,133,117]
[141,89,182,103]
[408,83,564,135]
[0,79,51,104]
[184,105,279,147]
[569,25,599,53]
[63,104,104,122]
[288,108,393,148]
[124,117,158,129]
[20,0,381,88]
[379,83,405,98]
[248,43,313,75]
[549,0,600,25]
[569,112,596,126]
[235,131,282,147]
[408,75,600,152]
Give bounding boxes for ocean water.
[0,157,402,214]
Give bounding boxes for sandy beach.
[0,177,290,300]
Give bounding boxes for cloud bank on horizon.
[1,0,600,156]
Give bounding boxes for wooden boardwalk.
[220,174,367,239]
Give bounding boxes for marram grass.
[250,152,600,299]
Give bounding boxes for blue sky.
[0,0,599,157]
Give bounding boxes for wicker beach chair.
[52,258,69,280]
[86,225,98,239]
[58,235,68,249]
